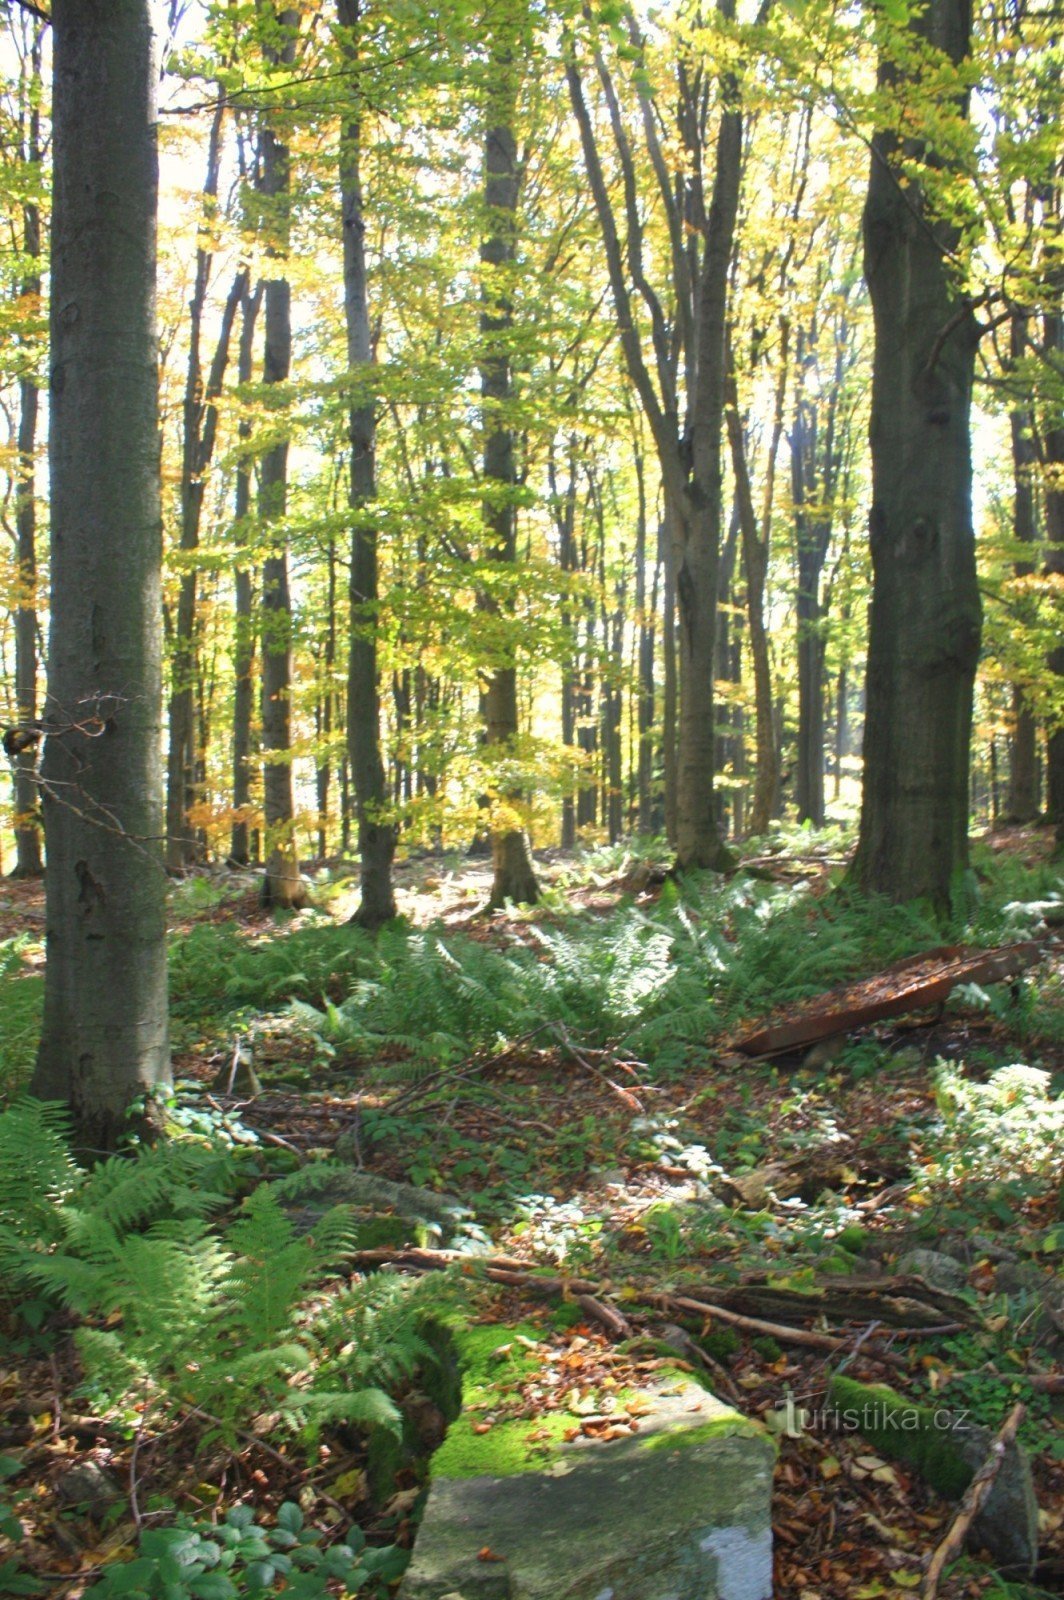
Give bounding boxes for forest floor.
[0,824,1062,1600]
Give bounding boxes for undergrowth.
[214,876,975,1078]
[0,1102,423,1446]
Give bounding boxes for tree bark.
[1006,314,1039,822]
[229,280,262,868]
[257,4,306,910]
[566,5,742,874]
[165,98,244,874]
[32,0,169,1148]
[338,0,397,928]
[725,364,777,835]
[1043,306,1064,850]
[10,21,44,878]
[634,447,655,835]
[848,0,981,914]
[481,23,538,908]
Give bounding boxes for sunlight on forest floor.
[0,823,1061,1600]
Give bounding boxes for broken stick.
[922,1401,1026,1600]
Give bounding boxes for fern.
[0,1104,412,1446]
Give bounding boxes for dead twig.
[575,1294,633,1341]
[922,1401,1026,1599]
[550,1022,645,1112]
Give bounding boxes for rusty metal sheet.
[732,940,1044,1059]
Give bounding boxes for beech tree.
[849,0,982,912]
[337,0,398,926]
[480,10,540,907]
[566,0,747,872]
[30,0,170,1147]
[257,2,307,909]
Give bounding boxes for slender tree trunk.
[315,539,336,860]
[849,0,981,914]
[1043,306,1064,849]
[714,497,740,836]
[481,24,538,907]
[166,105,225,872]
[552,440,579,850]
[10,25,44,878]
[661,516,678,845]
[834,664,848,801]
[258,6,305,910]
[670,91,741,871]
[725,369,777,835]
[1007,347,1039,820]
[32,0,169,1147]
[634,451,655,835]
[229,282,262,868]
[337,0,397,925]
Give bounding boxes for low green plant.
[0,1453,47,1595]
[83,1500,406,1600]
[928,1060,1063,1188]
[0,938,43,1096]
[0,1103,403,1445]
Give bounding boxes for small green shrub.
[0,1103,404,1444]
[83,1501,406,1600]
[929,1060,1063,1187]
[0,938,43,1096]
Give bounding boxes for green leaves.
[84,1503,406,1600]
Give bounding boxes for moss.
[352,1214,412,1250]
[640,1414,766,1451]
[819,1252,857,1276]
[826,1376,975,1500]
[701,1327,742,1363]
[751,1335,781,1362]
[836,1225,868,1254]
[549,1301,584,1331]
[431,1407,575,1479]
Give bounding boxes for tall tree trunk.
[566,5,741,873]
[32,0,169,1147]
[315,539,337,860]
[849,0,981,914]
[229,281,262,867]
[634,449,655,835]
[10,22,44,878]
[671,80,741,871]
[481,22,538,908]
[661,515,678,845]
[1006,315,1039,821]
[258,5,305,910]
[337,0,397,926]
[725,367,777,835]
[550,438,580,850]
[167,103,222,874]
[1043,306,1064,850]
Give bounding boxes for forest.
[0,0,1061,1597]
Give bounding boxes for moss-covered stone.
[827,1375,974,1496]
[826,1374,1038,1573]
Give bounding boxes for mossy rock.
[827,1375,1038,1573]
[398,1314,777,1599]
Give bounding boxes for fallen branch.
[648,1292,846,1353]
[922,1402,1026,1600]
[550,1022,645,1112]
[575,1294,633,1341]
[349,1247,970,1354]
